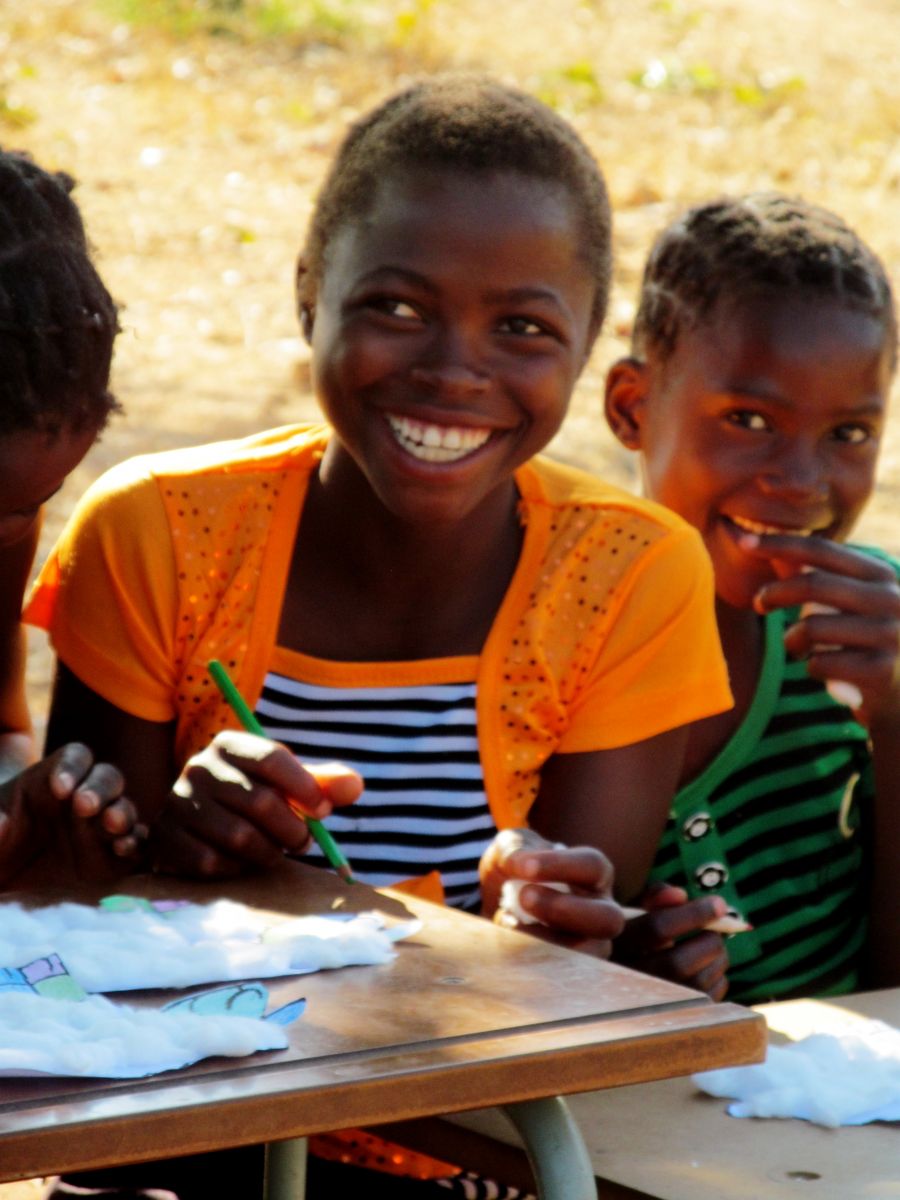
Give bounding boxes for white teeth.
[729,515,818,537]
[386,414,492,463]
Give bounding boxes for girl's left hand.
[479,828,624,957]
[745,533,900,724]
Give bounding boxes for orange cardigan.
[26,423,731,834]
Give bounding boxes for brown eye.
[833,424,871,445]
[499,315,545,337]
[726,410,769,432]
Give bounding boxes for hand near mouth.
[740,531,900,724]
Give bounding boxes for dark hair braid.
[298,75,612,339]
[632,193,897,367]
[0,147,119,436]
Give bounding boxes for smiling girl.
[29,78,731,936]
[26,71,736,1200]
[606,193,900,1005]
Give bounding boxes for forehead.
[321,167,588,285]
[666,294,895,401]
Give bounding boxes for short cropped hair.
[0,148,119,436]
[632,192,897,368]
[298,75,612,338]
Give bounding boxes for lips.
[386,413,493,463]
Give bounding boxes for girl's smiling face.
[304,167,596,528]
[607,295,894,609]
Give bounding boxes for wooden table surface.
[423,988,900,1200]
[0,864,765,1185]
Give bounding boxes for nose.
[409,327,490,398]
[757,443,829,502]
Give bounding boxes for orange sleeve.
[558,524,731,751]
[24,460,180,722]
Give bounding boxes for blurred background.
[2,0,900,731]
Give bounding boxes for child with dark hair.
[606,192,900,1005]
[0,147,139,884]
[29,76,730,1196]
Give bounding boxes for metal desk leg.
[503,1097,596,1200]
[264,1135,308,1200]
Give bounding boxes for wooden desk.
[0,865,765,1199]
[415,989,900,1200]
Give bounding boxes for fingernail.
[517,854,540,878]
[77,790,100,816]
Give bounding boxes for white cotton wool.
[0,991,288,1079]
[0,901,414,993]
[694,1024,900,1127]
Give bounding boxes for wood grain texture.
[406,989,900,1200]
[0,864,765,1183]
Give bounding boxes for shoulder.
[518,455,689,530]
[71,423,330,520]
[106,423,331,488]
[517,454,705,561]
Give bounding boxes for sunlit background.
[2,0,900,730]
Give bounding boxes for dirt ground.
[1,0,900,1191]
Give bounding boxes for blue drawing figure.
[163,981,305,1026]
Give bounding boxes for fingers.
[160,732,355,876]
[168,778,311,869]
[46,742,95,799]
[748,535,900,619]
[304,760,364,808]
[742,532,897,583]
[648,933,730,1001]
[495,844,622,944]
[213,732,363,819]
[150,818,250,879]
[508,846,614,889]
[513,883,625,941]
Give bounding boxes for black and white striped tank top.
[254,649,496,911]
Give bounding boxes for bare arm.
[45,661,362,878]
[528,726,689,903]
[476,728,690,959]
[0,523,41,777]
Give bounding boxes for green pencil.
[207,658,355,884]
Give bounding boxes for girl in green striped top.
[605,193,900,1004]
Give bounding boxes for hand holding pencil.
[207,659,357,883]
[148,667,361,881]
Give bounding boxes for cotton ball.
[499,878,571,926]
[492,828,571,927]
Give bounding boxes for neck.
[311,447,522,597]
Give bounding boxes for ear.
[604,357,650,450]
[295,256,315,344]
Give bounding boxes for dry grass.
[2,2,898,610]
[2,0,898,720]
[1,3,899,1189]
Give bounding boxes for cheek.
[0,513,39,548]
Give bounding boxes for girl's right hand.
[480,827,625,957]
[612,882,731,1000]
[151,729,363,878]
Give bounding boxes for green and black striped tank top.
[649,593,880,1005]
